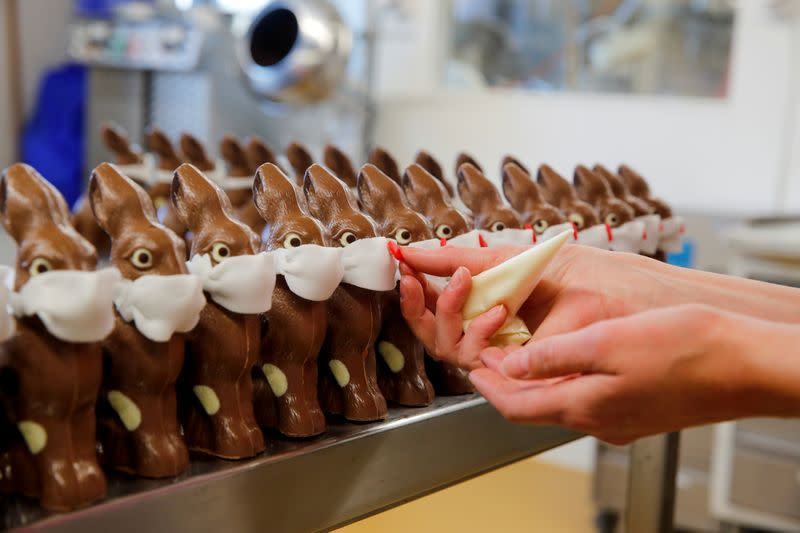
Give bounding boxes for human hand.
[398,243,662,370]
[470,304,800,444]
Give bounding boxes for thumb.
[501,324,612,379]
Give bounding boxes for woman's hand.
[470,304,800,444]
[399,244,661,369]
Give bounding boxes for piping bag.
[462,230,571,347]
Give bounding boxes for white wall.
[372,0,797,217]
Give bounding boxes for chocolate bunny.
[170,163,265,458]
[357,164,435,406]
[618,165,673,219]
[89,163,194,477]
[501,162,566,234]
[233,136,284,234]
[501,154,530,175]
[414,150,455,197]
[219,135,254,208]
[251,163,328,437]
[303,164,388,421]
[147,128,187,239]
[0,163,106,510]
[368,146,402,184]
[593,164,653,217]
[457,162,522,232]
[286,141,315,186]
[455,152,483,174]
[573,165,634,228]
[537,164,599,231]
[402,164,470,242]
[400,164,474,395]
[323,144,358,188]
[74,122,144,256]
[246,136,283,175]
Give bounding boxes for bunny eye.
[394,228,413,245]
[28,258,53,277]
[339,232,358,247]
[211,242,231,262]
[283,233,303,249]
[435,224,452,239]
[131,248,154,269]
[490,221,506,232]
[568,213,585,230]
[532,219,549,234]
[605,213,620,227]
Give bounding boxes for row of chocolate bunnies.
[0,123,681,512]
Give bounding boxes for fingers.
[434,267,472,358]
[469,368,566,425]
[459,305,508,369]
[399,263,441,312]
[399,274,436,352]
[401,246,510,277]
[502,323,611,380]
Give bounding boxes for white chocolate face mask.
[659,216,685,254]
[576,224,612,250]
[10,267,121,343]
[186,253,275,314]
[272,245,344,301]
[446,230,484,248]
[637,215,661,256]
[539,223,576,243]
[112,154,155,185]
[341,237,397,291]
[480,228,537,248]
[114,274,206,342]
[609,219,646,254]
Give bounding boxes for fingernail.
[490,304,505,317]
[501,350,525,377]
[388,240,404,261]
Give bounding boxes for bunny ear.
[414,150,454,197]
[414,150,444,181]
[456,162,501,212]
[180,133,215,172]
[253,163,308,225]
[501,155,529,176]
[368,146,402,184]
[0,164,64,243]
[402,163,451,215]
[455,152,483,175]
[89,162,158,238]
[323,144,357,188]
[286,141,315,185]
[101,122,142,165]
[502,162,541,212]
[357,163,406,222]
[245,136,281,174]
[147,127,182,170]
[220,135,251,178]
[593,164,627,197]
[536,164,575,206]
[302,163,354,222]
[171,163,234,232]
[617,164,651,197]
[573,165,612,204]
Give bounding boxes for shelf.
[2,395,580,533]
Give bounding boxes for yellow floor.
[336,459,594,533]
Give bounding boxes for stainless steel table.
[2,395,581,533]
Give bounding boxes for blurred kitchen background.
[0,1,799,531]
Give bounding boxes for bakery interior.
[0,0,798,532]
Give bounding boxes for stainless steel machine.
[71,0,374,175]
